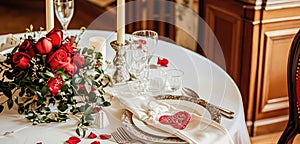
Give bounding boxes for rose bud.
[47,49,68,70]
[72,54,84,68]
[60,42,74,55]
[56,62,77,77]
[63,63,77,76]
[47,75,64,96]
[46,28,63,47]
[12,52,31,70]
[19,39,36,57]
[36,37,53,55]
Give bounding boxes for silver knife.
[181,87,234,119]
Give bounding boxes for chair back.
[278,29,300,144]
[287,30,300,124]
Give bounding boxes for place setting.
[105,26,235,143]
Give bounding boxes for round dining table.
[0,30,251,144]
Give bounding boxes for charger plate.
[121,95,221,143]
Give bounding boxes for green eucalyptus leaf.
[7,99,13,109]
[3,89,12,99]
[19,88,25,97]
[41,85,48,95]
[39,78,45,83]
[58,101,68,112]
[0,105,4,113]
[14,96,19,104]
[76,128,80,136]
[103,101,111,107]
[82,129,86,138]
[17,104,25,114]
[60,73,69,81]
[44,72,55,78]
[60,84,68,92]
[84,82,91,94]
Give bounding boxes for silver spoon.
[181,87,235,119]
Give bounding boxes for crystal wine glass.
[131,30,158,63]
[125,41,148,91]
[54,0,74,32]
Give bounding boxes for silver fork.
[112,127,145,144]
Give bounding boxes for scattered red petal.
[66,136,81,144]
[91,141,100,144]
[99,134,111,140]
[157,57,169,67]
[36,142,42,144]
[88,132,97,139]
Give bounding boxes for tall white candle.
[117,0,125,44]
[46,0,54,32]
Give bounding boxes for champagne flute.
[54,0,74,32]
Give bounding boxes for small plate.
[121,95,221,143]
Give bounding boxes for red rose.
[12,52,31,70]
[36,37,53,55]
[72,54,84,68]
[46,28,63,47]
[47,49,68,70]
[47,75,64,96]
[61,62,77,76]
[63,63,77,77]
[19,39,36,57]
[60,42,74,55]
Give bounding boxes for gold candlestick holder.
[110,40,130,84]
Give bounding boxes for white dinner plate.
[121,95,221,143]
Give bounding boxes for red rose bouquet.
[0,26,112,136]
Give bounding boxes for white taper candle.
[117,0,125,44]
[46,0,54,32]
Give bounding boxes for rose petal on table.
[91,140,100,144]
[65,136,81,144]
[88,132,97,139]
[99,134,111,140]
[157,57,169,67]
[36,142,43,144]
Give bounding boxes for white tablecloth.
[0,30,251,144]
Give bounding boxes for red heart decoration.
[158,111,191,130]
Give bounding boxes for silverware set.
[112,127,145,144]
[181,87,235,119]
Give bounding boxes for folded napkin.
[109,85,234,144]
[0,34,19,52]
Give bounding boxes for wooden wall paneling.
[203,3,243,85]
[253,19,300,135]
[126,0,176,42]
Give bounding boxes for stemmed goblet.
[125,41,148,91]
[54,0,74,33]
[131,30,158,63]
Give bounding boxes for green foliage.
[0,28,112,137]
